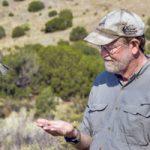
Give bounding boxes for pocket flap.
[123,104,150,118]
[138,104,150,117]
[88,104,108,112]
[123,105,139,115]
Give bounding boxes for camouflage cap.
[84,9,145,46]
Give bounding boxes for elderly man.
[36,9,150,150]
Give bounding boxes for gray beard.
[104,53,133,74]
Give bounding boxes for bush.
[57,40,70,45]
[45,17,64,32]
[59,9,73,19]
[0,26,6,39]
[21,23,30,32]
[59,9,73,26]
[14,0,25,1]
[48,10,57,17]
[70,26,88,41]
[12,24,30,38]
[45,9,73,33]
[145,27,150,40]
[8,12,14,17]
[2,0,9,6]
[0,46,41,98]
[28,1,45,12]
[35,86,57,117]
[12,26,25,38]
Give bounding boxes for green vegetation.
[48,10,57,17]
[28,1,45,12]
[12,24,30,38]
[2,0,9,6]
[147,18,150,26]
[45,9,73,32]
[0,26,6,39]
[59,9,73,20]
[145,17,150,40]
[0,41,104,149]
[12,26,25,38]
[70,26,88,41]
[0,42,104,117]
[146,27,150,40]
[35,86,57,118]
[146,43,150,52]
[8,12,14,17]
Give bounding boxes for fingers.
[35,119,74,137]
[36,119,59,132]
[36,118,52,127]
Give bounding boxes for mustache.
[103,56,113,61]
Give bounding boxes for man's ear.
[129,39,140,55]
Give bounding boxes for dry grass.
[0,107,63,150]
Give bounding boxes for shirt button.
[108,127,111,131]
[115,107,119,110]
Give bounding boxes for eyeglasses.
[100,44,123,55]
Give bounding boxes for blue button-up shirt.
[80,59,150,150]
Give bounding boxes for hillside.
[0,0,150,53]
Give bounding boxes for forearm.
[74,133,92,150]
[64,127,92,150]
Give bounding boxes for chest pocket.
[123,104,150,118]
[88,104,108,135]
[120,103,150,146]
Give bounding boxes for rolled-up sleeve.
[80,105,92,136]
[80,89,94,136]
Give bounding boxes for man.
[36,9,150,150]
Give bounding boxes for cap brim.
[0,63,9,75]
[84,31,119,46]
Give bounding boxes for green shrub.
[45,17,64,32]
[59,9,73,20]
[45,9,73,33]
[2,0,9,6]
[12,24,30,38]
[48,10,57,17]
[12,26,25,38]
[0,26,6,39]
[59,9,73,27]
[21,23,30,32]
[145,27,150,40]
[57,40,70,45]
[35,86,57,117]
[28,1,45,12]
[0,46,40,98]
[69,26,88,41]
[8,12,14,17]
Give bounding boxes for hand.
[36,119,75,137]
